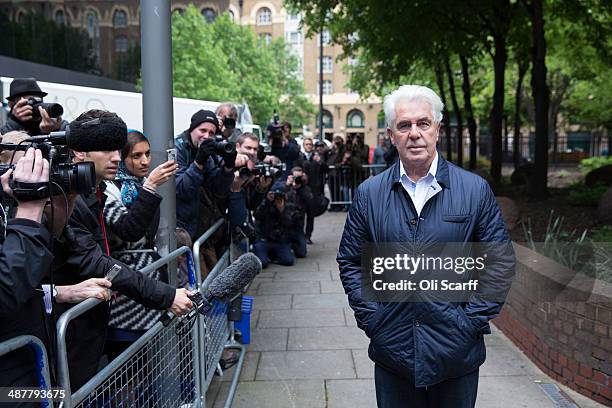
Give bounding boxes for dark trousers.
[253,240,295,268]
[290,230,307,258]
[305,211,314,238]
[374,365,479,408]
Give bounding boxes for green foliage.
[578,156,612,175]
[567,182,607,206]
[171,7,313,125]
[462,156,490,170]
[0,10,98,74]
[592,226,612,242]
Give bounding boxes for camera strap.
[10,180,50,201]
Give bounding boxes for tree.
[171,6,313,125]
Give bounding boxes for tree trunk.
[528,0,550,199]
[608,132,611,158]
[490,35,507,186]
[504,112,509,160]
[514,59,528,170]
[435,65,453,162]
[445,56,463,167]
[460,55,478,170]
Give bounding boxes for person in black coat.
[296,138,328,243]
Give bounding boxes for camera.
[293,175,303,185]
[223,116,236,130]
[273,191,286,200]
[26,97,63,121]
[214,135,236,155]
[267,111,283,148]
[255,163,285,180]
[0,139,96,201]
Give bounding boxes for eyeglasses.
[396,119,433,133]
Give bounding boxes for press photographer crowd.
[0,77,380,400]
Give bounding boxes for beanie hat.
[188,109,219,133]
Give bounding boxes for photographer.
[282,167,314,257]
[267,118,300,177]
[53,110,193,390]
[215,103,241,142]
[0,148,56,393]
[253,187,302,268]
[1,78,68,136]
[297,138,329,244]
[175,109,244,239]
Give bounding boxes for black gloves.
[195,138,216,166]
[221,149,237,169]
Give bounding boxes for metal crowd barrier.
[55,218,246,408]
[0,335,53,407]
[326,164,386,205]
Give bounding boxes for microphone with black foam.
[26,116,128,152]
[161,253,262,328]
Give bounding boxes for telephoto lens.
[27,97,64,119]
[214,135,236,155]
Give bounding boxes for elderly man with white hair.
[337,85,516,407]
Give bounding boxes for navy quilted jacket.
[337,152,516,387]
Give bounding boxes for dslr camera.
[213,135,236,155]
[26,97,64,121]
[0,131,96,201]
[238,163,285,181]
[266,111,284,149]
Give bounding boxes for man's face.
[303,139,314,153]
[387,99,440,169]
[237,138,259,161]
[217,107,237,137]
[190,122,217,147]
[83,151,121,181]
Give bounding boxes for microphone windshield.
[68,115,127,152]
[208,253,261,301]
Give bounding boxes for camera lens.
[52,162,96,195]
[42,103,64,118]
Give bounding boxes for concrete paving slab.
[258,308,346,328]
[476,375,556,408]
[247,328,288,351]
[481,345,544,377]
[213,379,326,408]
[352,349,374,379]
[288,327,369,351]
[258,281,321,295]
[256,350,356,380]
[344,307,358,326]
[320,280,346,293]
[273,271,332,281]
[251,294,292,310]
[292,294,349,309]
[326,379,377,408]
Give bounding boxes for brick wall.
[493,244,611,406]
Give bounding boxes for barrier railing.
[0,335,53,407]
[54,217,246,408]
[327,164,386,205]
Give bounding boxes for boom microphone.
[26,116,127,152]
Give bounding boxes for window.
[86,11,99,39]
[115,36,129,53]
[286,31,301,45]
[257,7,272,25]
[113,10,127,27]
[228,10,235,21]
[318,80,332,95]
[348,56,358,66]
[259,33,272,45]
[172,7,185,15]
[322,110,333,129]
[287,12,300,21]
[377,111,386,128]
[317,56,333,73]
[347,110,365,128]
[55,10,65,25]
[318,29,331,46]
[202,8,217,24]
[14,10,25,23]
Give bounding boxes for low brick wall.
[494,243,611,406]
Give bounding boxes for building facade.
[1,0,383,147]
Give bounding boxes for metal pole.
[318,24,324,142]
[141,0,177,285]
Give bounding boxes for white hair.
[383,85,444,129]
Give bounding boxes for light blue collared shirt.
[399,153,441,216]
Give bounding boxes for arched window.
[115,36,129,53]
[14,9,25,23]
[377,111,386,128]
[55,10,65,25]
[259,32,272,45]
[86,11,99,40]
[202,8,217,23]
[228,10,235,21]
[172,7,185,16]
[113,9,127,27]
[347,109,365,128]
[322,110,333,129]
[257,7,272,25]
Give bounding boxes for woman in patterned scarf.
[103,130,181,355]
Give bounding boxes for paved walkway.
[207,213,604,408]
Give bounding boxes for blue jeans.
[374,365,479,408]
[291,230,308,258]
[253,240,295,268]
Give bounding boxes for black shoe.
[306,237,313,245]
